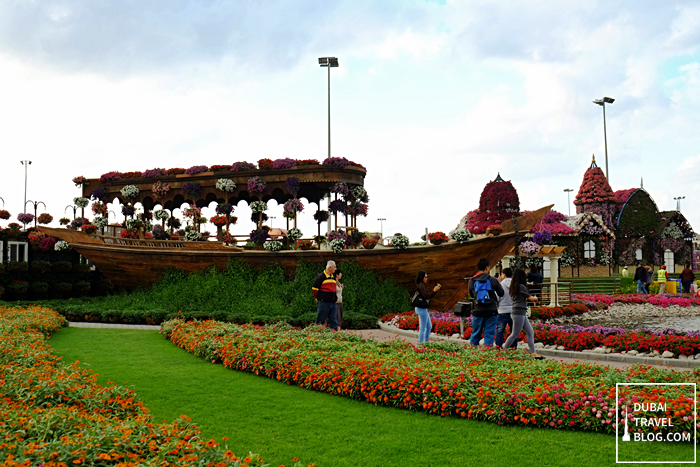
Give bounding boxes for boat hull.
[41,206,550,311]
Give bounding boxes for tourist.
[526,265,543,300]
[680,264,695,294]
[495,268,516,348]
[413,270,441,343]
[622,266,629,278]
[657,265,668,294]
[502,268,544,359]
[468,258,504,347]
[334,269,345,329]
[645,266,653,294]
[633,262,646,294]
[312,260,338,330]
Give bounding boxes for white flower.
[93,216,108,228]
[216,178,237,193]
[73,197,89,208]
[330,238,345,253]
[449,228,474,243]
[263,240,283,252]
[287,228,303,241]
[54,240,70,251]
[250,201,268,213]
[154,209,170,221]
[125,218,142,229]
[184,231,202,241]
[391,234,410,249]
[351,185,368,201]
[120,185,140,199]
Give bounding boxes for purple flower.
[182,182,202,199]
[272,158,298,169]
[216,203,234,215]
[247,176,267,194]
[285,177,300,195]
[17,212,35,224]
[283,198,304,214]
[329,200,347,214]
[231,161,256,172]
[91,186,108,202]
[322,157,351,170]
[532,230,552,245]
[185,165,209,175]
[142,168,166,178]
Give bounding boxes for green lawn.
[49,327,695,466]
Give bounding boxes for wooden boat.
[40,205,551,311]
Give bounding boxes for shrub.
[52,282,73,294]
[30,260,51,274]
[29,281,49,294]
[52,261,73,273]
[7,261,28,273]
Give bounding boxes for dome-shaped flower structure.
[459,173,520,234]
[573,155,617,227]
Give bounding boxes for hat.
[661,265,666,269]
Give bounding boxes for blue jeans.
[470,314,498,346]
[414,307,431,343]
[637,280,644,294]
[495,314,516,348]
[316,301,338,330]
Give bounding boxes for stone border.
[377,322,700,369]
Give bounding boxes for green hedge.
[33,259,410,329]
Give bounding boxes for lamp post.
[269,216,276,228]
[673,196,685,212]
[318,57,339,159]
[20,160,32,211]
[592,97,614,182]
[26,200,46,228]
[564,188,573,216]
[65,204,78,220]
[377,218,386,238]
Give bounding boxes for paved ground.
[67,321,695,372]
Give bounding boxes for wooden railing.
[553,277,621,295]
[535,282,573,307]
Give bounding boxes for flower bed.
[162,319,698,438]
[573,293,700,309]
[381,310,700,357]
[0,305,314,466]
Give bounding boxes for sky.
[0,0,699,243]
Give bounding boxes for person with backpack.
[467,258,504,346]
[412,270,441,343]
[502,268,544,359]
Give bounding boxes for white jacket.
[498,278,513,314]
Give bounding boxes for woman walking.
[413,270,441,343]
[502,268,544,359]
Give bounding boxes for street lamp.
[20,160,32,211]
[673,196,685,212]
[26,200,46,227]
[65,204,78,220]
[269,216,276,228]
[318,57,339,159]
[377,218,386,238]
[563,188,574,216]
[592,97,614,182]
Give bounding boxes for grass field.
[49,327,696,466]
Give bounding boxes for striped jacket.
[312,270,337,302]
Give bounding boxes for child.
[334,269,344,330]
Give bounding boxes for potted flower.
[486,224,503,236]
[120,185,140,200]
[210,164,233,172]
[82,224,98,235]
[59,217,70,226]
[182,182,202,200]
[143,168,166,178]
[428,231,449,245]
[38,236,57,251]
[390,233,410,250]
[152,181,171,200]
[215,178,236,193]
[361,237,379,249]
[6,222,21,238]
[249,227,270,248]
[222,232,237,246]
[231,161,256,172]
[519,240,541,257]
[72,175,89,187]
[0,209,10,220]
[263,240,283,252]
[211,214,229,241]
[37,213,53,224]
[297,239,314,250]
[258,158,273,170]
[247,177,267,194]
[448,228,474,243]
[17,212,35,227]
[185,165,209,175]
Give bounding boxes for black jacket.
[633,266,645,282]
[468,272,504,317]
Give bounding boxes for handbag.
[411,290,430,308]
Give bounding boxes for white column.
[549,256,560,307]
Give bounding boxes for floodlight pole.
[327,64,331,158]
[564,189,573,216]
[20,160,32,212]
[593,97,614,183]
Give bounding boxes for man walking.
[468,258,504,346]
[312,260,339,330]
[633,262,646,294]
